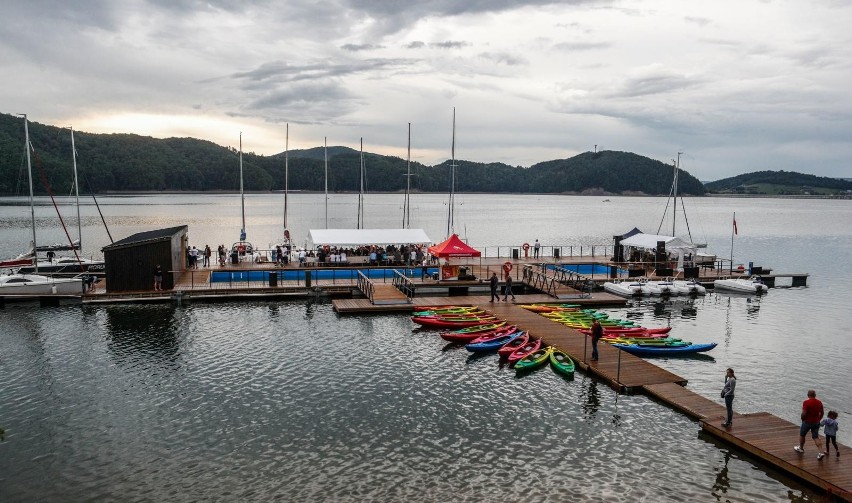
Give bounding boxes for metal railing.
[356,271,375,303]
[480,244,612,259]
[392,269,416,300]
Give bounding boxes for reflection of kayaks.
[613,342,717,356]
[466,331,525,353]
[440,325,514,343]
[549,348,575,377]
[515,346,554,372]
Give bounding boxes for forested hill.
[0,112,704,196]
[705,170,852,195]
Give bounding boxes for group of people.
[186,245,212,269]
[721,372,840,460]
[489,272,516,302]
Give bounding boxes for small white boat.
[0,273,83,295]
[713,276,768,294]
[16,257,105,276]
[672,279,707,295]
[603,281,643,297]
[645,280,677,295]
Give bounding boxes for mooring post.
[583,334,588,363]
[617,349,622,383]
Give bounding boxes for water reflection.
[104,304,182,366]
[712,450,731,499]
[581,378,601,419]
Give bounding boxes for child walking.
[822,411,840,457]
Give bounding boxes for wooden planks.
[643,382,736,421]
[370,284,411,305]
[702,413,852,501]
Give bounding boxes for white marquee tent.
[619,233,697,271]
[308,229,432,247]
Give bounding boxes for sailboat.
[16,126,106,276]
[231,133,255,261]
[447,108,457,237]
[656,152,714,266]
[0,115,83,295]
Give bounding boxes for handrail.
[356,271,375,303]
[392,269,415,300]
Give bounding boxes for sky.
[2,0,851,181]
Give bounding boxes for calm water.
[1,194,850,501]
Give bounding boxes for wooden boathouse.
[101,225,188,292]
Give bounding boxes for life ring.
[502,261,513,273]
[522,243,530,251]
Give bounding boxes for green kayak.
[515,346,553,372]
[549,348,575,377]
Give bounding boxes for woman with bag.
[721,368,736,427]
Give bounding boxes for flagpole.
[729,211,736,273]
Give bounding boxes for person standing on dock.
[795,389,825,459]
[203,245,211,268]
[821,411,840,458]
[721,368,736,427]
[503,274,516,301]
[590,319,602,361]
[533,239,540,259]
[153,264,163,291]
[490,272,500,302]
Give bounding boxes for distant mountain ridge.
[0,112,707,196]
[705,170,852,195]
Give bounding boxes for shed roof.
[103,225,187,251]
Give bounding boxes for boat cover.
[308,228,431,246]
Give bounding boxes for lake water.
[1,193,850,501]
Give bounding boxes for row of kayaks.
[603,279,707,297]
[412,308,576,376]
[413,304,716,359]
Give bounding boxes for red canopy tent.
[427,234,481,257]
[427,234,481,279]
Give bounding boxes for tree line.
[0,112,706,196]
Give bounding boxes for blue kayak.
[465,331,525,353]
[612,342,717,356]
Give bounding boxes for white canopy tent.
[308,229,431,247]
[619,233,698,271]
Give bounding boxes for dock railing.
[356,271,375,303]
[392,270,416,300]
[479,244,612,259]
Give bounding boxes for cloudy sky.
[2,0,851,180]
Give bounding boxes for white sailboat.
[17,126,106,276]
[231,133,255,261]
[0,115,83,295]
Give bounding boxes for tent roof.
[427,234,481,258]
[619,233,697,252]
[308,228,431,246]
[621,227,643,239]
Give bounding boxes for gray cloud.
[432,41,471,49]
[341,43,385,52]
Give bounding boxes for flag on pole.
[733,217,738,235]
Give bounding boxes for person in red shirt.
[795,389,825,459]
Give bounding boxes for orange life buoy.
[502,261,513,273]
[522,243,530,251]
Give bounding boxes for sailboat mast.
[239,132,246,240]
[404,122,411,229]
[730,211,736,273]
[447,107,456,237]
[672,152,681,236]
[284,123,289,230]
[324,137,328,229]
[358,137,364,229]
[71,126,82,249]
[22,114,37,273]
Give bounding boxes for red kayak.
[497,331,531,357]
[441,325,515,343]
[412,316,497,329]
[507,338,542,364]
[468,328,522,345]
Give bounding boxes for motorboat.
[0,273,83,295]
[645,280,677,295]
[603,281,643,297]
[16,256,105,276]
[672,279,707,295]
[713,276,768,294]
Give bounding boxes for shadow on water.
[698,431,817,502]
[104,304,182,365]
[580,379,601,419]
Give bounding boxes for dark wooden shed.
[102,226,188,292]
